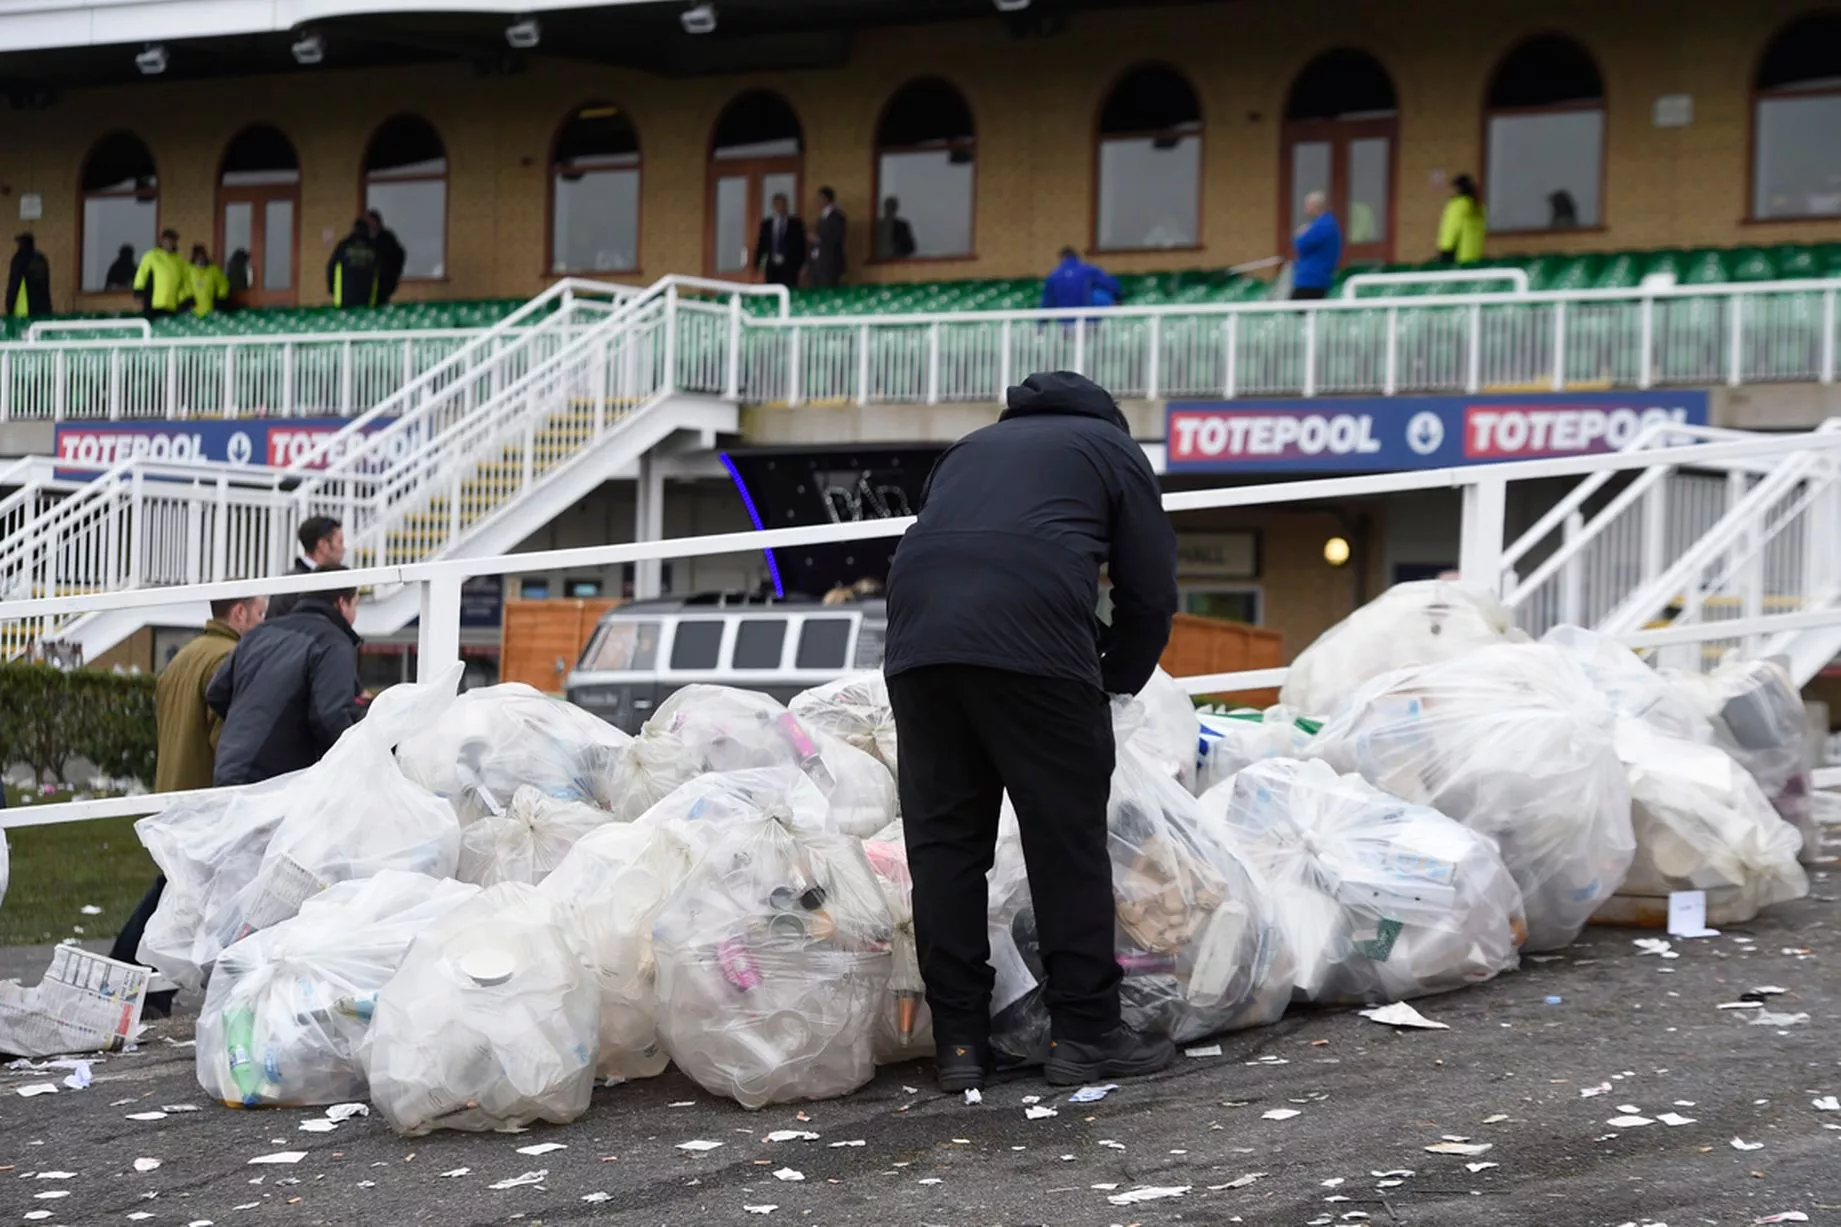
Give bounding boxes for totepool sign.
[52,418,411,477]
[1164,391,1711,473]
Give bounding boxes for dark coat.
[808,206,847,287]
[327,233,379,308]
[754,214,806,287]
[6,243,51,317]
[882,371,1178,696]
[267,558,313,621]
[373,228,407,304]
[206,598,364,786]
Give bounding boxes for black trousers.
[1290,285,1328,301]
[887,665,1120,1045]
[109,874,165,967]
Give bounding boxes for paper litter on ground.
[676,1140,723,1152]
[325,1103,368,1122]
[827,1140,865,1148]
[516,1142,567,1155]
[15,1083,58,1097]
[1025,1105,1057,1119]
[1107,1185,1190,1206]
[963,1088,982,1105]
[247,1152,307,1165]
[1731,1138,1764,1150]
[1212,1173,1267,1189]
[438,1167,470,1177]
[581,1192,611,1203]
[133,1158,161,1173]
[488,1170,548,1190]
[1657,1113,1697,1126]
[743,1206,778,1215]
[765,1130,819,1142]
[1359,1002,1449,1030]
[1633,939,1677,959]
[1068,1084,1118,1103]
[1184,1044,1223,1057]
[1752,1214,1809,1224]
[772,1167,805,1182]
[1749,1011,1811,1026]
[1465,1162,1499,1172]
[1813,1097,1840,1111]
[1607,1116,1654,1128]
[1263,1108,1302,1120]
[1425,1141,1493,1154]
[298,1119,338,1133]
[0,945,151,1057]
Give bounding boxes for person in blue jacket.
[1041,247,1120,311]
[1291,191,1343,300]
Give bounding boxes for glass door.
[217,185,298,307]
[704,158,802,278]
[1281,118,1395,265]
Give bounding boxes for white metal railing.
[1340,268,1530,299]
[6,431,1840,830]
[4,275,1840,422]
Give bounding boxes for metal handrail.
[1340,268,1531,299]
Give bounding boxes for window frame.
[77,130,160,299]
[1089,62,1206,256]
[1478,34,1610,238]
[546,101,645,277]
[1747,17,1841,225]
[216,123,302,308]
[359,114,451,284]
[1278,49,1400,264]
[869,77,979,266]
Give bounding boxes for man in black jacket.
[366,210,407,305]
[808,186,847,287]
[883,370,1179,1092]
[328,220,380,309]
[269,516,345,620]
[7,234,51,318]
[753,193,805,288]
[207,568,366,786]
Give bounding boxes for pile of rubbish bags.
[80,576,1821,1134]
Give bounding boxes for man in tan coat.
[110,595,267,1012]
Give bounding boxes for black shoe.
[142,989,176,1020]
[1044,1025,1175,1087]
[934,1041,991,1093]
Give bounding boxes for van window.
[733,618,788,669]
[795,617,852,668]
[583,620,661,671]
[670,619,724,669]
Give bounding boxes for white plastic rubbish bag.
[1666,657,1818,863]
[611,685,896,837]
[197,872,480,1107]
[537,821,696,1081]
[1131,668,1202,791]
[135,775,297,994]
[861,836,932,1061]
[457,786,611,888]
[1281,580,1519,716]
[365,882,598,1135]
[1611,719,1808,917]
[1195,708,1319,796]
[1200,758,1525,1003]
[396,683,630,825]
[206,673,465,961]
[790,672,899,779]
[649,768,892,1108]
[989,700,1294,1066]
[1309,643,1635,952]
[1542,624,1713,742]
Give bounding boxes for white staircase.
[0,276,786,660]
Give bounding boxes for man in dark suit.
[754,193,806,288]
[808,186,847,287]
[270,515,345,620]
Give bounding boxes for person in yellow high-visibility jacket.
[1437,174,1487,265]
[185,244,231,318]
[133,228,190,317]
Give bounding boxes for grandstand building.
[1,0,1838,682]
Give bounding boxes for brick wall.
[1,0,1835,312]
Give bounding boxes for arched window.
[219,124,300,305]
[1753,13,1841,219]
[706,90,804,276]
[551,103,641,274]
[80,132,158,293]
[1283,49,1398,261]
[363,115,447,280]
[1095,64,1202,251]
[1484,34,1606,232]
[873,79,975,261]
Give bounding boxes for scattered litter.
[1371,1170,1415,1179]
[1482,1114,1510,1123]
[963,1089,982,1106]
[134,1158,161,1173]
[1025,1105,1057,1120]
[60,1062,92,1090]
[1376,1180,1404,1189]
[917,1177,942,1185]
[1263,1109,1302,1121]
[1068,1084,1118,1104]
[325,1103,368,1122]
[772,1168,805,1182]
[1658,1113,1697,1127]
[1719,1001,1765,1010]
[1748,1010,1811,1027]
[16,1083,58,1097]
[581,1192,611,1203]
[827,1140,865,1148]
[764,1130,819,1142]
[298,1119,338,1133]
[1185,1044,1223,1058]
[1753,1214,1809,1224]
[1466,1162,1499,1173]
[1106,1186,1190,1206]
[1731,1138,1765,1151]
[1090,1183,1119,1191]
[516,1142,567,1156]
[668,1101,695,1108]
[1580,1082,1613,1098]
[1358,1002,1448,1030]
[1098,1140,1126,1150]
[676,1140,723,1152]
[487,1170,547,1190]
[438,1168,470,1177]
[33,1191,70,1200]
[1607,1117,1654,1128]
[743,1207,778,1216]
[34,1171,75,1179]
[125,1111,168,1121]
[1544,996,1563,1005]
[79,905,102,915]
[1633,938,1678,959]
[1751,986,1788,997]
[1813,1097,1840,1112]
[248,1152,307,1165]
[1425,1141,1493,1155]
[1675,1100,1697,1107]
[160,1104,201,1113]
[1211,1173,1267,1189]
[1322,1178,1346,1187]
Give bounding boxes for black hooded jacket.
[882,371,1178,695]
[206,597,365,786]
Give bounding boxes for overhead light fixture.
[993,0,1031,10]
[1323,536,1352,567]
[290,33,324,64]
[505,18,540,48]
[680,3,716,34]
[135,44,168,75]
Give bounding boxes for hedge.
[0,664,158,787]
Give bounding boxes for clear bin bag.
[790,672,900,780]
[457,786,613,888]
[1196,708,1317,796]
[1131,668,1203,792]
[861,836,932,1062]
[1542,624,1714,743]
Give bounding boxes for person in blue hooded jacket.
[1291,191,1343,300]
[1041,247,1120,311]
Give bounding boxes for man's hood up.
[998,371,1129,433]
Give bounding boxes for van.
[564,592,887,733]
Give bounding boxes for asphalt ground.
[3,887,1840,1227]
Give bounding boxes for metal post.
[416,574,464,681]
[788,326,803,408]
[164,346,176,418]
[53,349,65,423]
[1560,510,1584,627]
[1302,308,1318,398]
[856,323,871,406]
[1465,302,1482,394]
[1223,315,1238,399]
[592,336,608,437]
[726,294,744,400]
[1728,292,1744,387]
[285,342,299,416]
[1073,318,1086,375]
[448,469,462,551]
[224,345,237,418]
[635,448,665,600]
[212,476,229,581]
[663,284,679,394]
[1145,315,1161,401]
[1457,475,1507,592]
[0,349,9,422]
[1638,295,1655,389]
[1551,300,1567,392]
[998,320,1012,403]
[1383,307,1398,397]
[1823,288,1837,385]
[926,322,941,405]
[126,469,146,588]
[1641,476,1668,590]
[109,348,122,421]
